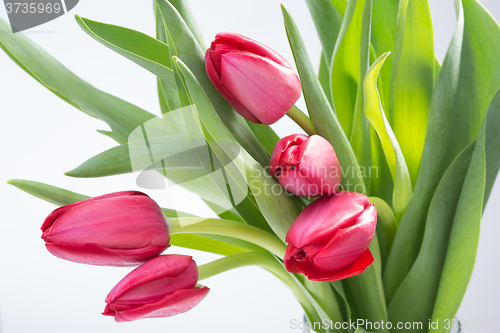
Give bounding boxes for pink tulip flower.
[205,32,301,125]
[284,191,377,282]
[41,191,170,266]
[270,134,342,197]
[103,255,209,322]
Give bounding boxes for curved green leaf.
[389,0,435,184]
[76,16,175,89]
[364,53,412,219]
[0,19,155,144]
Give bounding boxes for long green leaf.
[154,0,270,168]
[364,53,412,219]
[281,4,365,193]
[330,0,366,138]
[370,0,399,111]
[387,143,475,331]
[76,16,176,89]
[348,0,373,189]
[430,90,500,332]
[384,0,500,301]
[305,0,343,67]
[389,0,435,184]
[0,19,155,144]
[165,0,205,49]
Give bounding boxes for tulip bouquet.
[2,0,500,332]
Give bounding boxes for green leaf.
[389,0,435,184]
[387,142,475,329]
[348,0,373,189]
[245,121,280,156]
[281,4,366,193]
[0,19,155,144]
[66,144,132,177]
[363,53,412,219]
[76,16,176,89]
[330,0,347,15]
[7,179,89,206]
[318,53,334,107]
[154,0,270,167]
[484,90,500,208]
[165,0,205,49]
[429,90,500,332]
[305,0,343,67]
[345,266,389,333]
[330,0,367,138]
[370,0,399,111]
[384,0,500,302]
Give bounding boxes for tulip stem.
[169,217,286,259]
[198,252,322,325]
[286,105,316,136]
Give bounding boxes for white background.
[1,1,499,332]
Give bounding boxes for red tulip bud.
[103,255,209,322]
[284,191,377,281]
[41,191,170,266]
[205,32,301,125]
[270,134,342,197]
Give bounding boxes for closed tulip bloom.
[103,255,209,322]
[270,134,342,197]
[284,192,377,282]
[41,191,170,266]
[205,32,301,125]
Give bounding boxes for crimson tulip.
[103,255,209,322]
[270,134,342,197]
[41,191,170,266]
[284,191,376,281]
[205,32,301,125]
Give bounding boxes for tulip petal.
[269,134,308,175]
[277,170,322,197]
[106,255,197,304]
[112,287,210,322]
[220,52,301,125]
[298,135,341,194]
[302,249,374,282]
[205,51,261,124]
[43,196,169,249]
[286,192,370,248]
[214,32,291,68]
[45,242,169,267]
[40,191,147,232]
[313,205,377,271]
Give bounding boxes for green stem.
[169,217,286,259]
[369,196,398,249]
[286,105,316,136]
[198,252,321,325]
